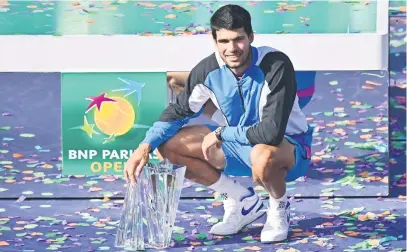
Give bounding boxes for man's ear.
[249,33,254,43]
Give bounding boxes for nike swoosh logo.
[241,198,259,216]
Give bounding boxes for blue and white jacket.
[142,46,309,150]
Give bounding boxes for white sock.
[209,173,251,201]
[269,191,288,210]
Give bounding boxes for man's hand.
[124,143,151,184]
[202,131,222,160]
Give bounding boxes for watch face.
[215,127,223,140]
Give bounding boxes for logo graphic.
[73,77,149,144]
[61,72,168,175]
[241,198,259,216]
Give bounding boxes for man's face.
[214,27,253,71]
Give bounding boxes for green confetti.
[321,188,340,193]
[0,188,9,192]
[242,235,255,241]
[76,223,90,227]
[207,217,219,224]
[46,245,60,251]
[20,133,35,138]
[16,232,27,237]
[246,240,259,244]
[45,232,62,237]
[361,72,386,78]
[36,216,57,221]
[174,235,185,241]
[54,237,67,244]
[0,126,10,130]
[195,206,206,210]
[196,233,207,239]
[322,204,340,209]
[41,192,54,196]
[98,247,110,251]
[24,224,38,229]
[195,187,207,192]
[0,208,5,212]
[329,80,339,85]
[203,240,216,245]
[172,226,184,234]
[85,181,98,186]
[33,172,46,178]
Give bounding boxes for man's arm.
[221,52,297,146]
[141,57,217,151]
[167,71,219,120]
[167,71,189,96]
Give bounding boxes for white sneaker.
[209,187,265,236]
[261,199,291,243]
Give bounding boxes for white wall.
[0,1,388,72]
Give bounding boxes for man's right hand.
[124,143,151,184]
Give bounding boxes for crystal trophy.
[115,159,186,250]
[115,182,145,251]
[141,161,186,249]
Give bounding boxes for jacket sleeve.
[221,52,297,146]
[141,56,217,151]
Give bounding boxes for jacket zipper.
[237,83,245,112]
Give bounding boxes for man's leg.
[157,125,254,201]
[249,137,309,243]
[157,125,224,186]
[250,139,295,200]
[157,125,265,235]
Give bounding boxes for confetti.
[19,133,35,138]
[0,3,404,252]
[0,241,9,246]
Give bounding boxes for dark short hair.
[210,4,253,40]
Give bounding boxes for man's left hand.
[202,131,222,160]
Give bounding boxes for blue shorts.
[206,125,313,182]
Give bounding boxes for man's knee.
[157,139,179,163]
[250,140,295,179]
[250,144,278,175]
[157,125,210,163]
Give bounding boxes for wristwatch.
[214,126,225,141]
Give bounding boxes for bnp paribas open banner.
[61,72,168,175]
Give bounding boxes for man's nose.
[227,41,239,52]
